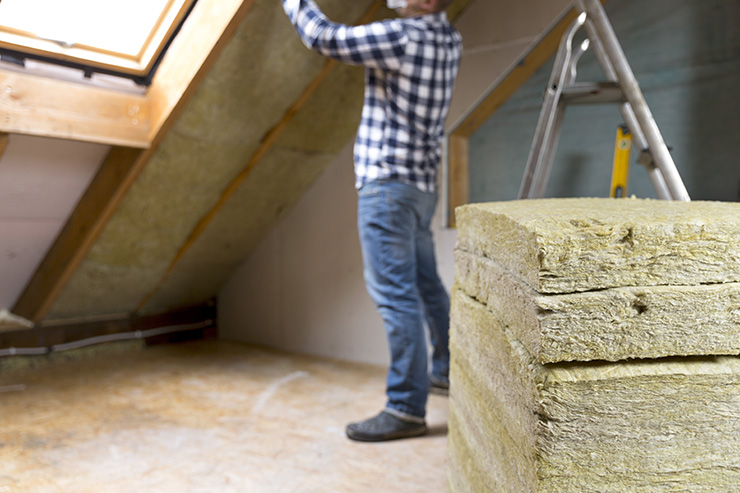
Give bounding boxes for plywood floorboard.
[0,341,449,492]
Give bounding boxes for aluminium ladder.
[518,0,690,201]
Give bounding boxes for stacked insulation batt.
[448,198,740,492]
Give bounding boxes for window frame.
[0,0,197,84]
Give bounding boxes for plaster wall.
[218,0,572,365]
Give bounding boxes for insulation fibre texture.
[48,0,375,319]
[455,248,740,363]
[449,198,740,491]
[448,289,740,492]
[455,198,740,294]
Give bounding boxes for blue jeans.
[357,180,450,420]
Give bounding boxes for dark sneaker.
[429,376,449,396]
[346,411,427,442]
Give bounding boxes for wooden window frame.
[0,0,250,148]
[0,0,195,78]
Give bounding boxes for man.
[281,0,462,441]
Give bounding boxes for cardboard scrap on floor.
[448,198,740,492]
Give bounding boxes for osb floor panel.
[0,341,449,492]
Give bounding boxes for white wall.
[0,135,109,311]
[219,139,390,364]
[218,0,572,365]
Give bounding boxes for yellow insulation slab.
[455,249,740,363]
[455,198,740,293]
[449,198,740,491]
[448,289,740,492]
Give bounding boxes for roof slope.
[42,0,473,320]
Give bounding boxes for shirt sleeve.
[282,0,407,71]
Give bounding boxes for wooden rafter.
[0,132,8,160]
[0,70,150,147]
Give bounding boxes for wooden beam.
[448,135,469,227]
[0,132,8,160]
[446,6,583,220]
[12,0,256,322]
[1,302,216,352]
[0,71,150,147]
[147,0,255,144]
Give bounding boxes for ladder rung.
[560,81,624,104]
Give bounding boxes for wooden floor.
[0,340,449,492]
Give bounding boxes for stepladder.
[518,0,690,201]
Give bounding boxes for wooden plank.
[146,0,255,144]
[0,132,8,160]
[0,0,253,148]
[448,134,469,227]
[11,0,256,323]
[0,71,150,147]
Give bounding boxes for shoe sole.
[346,425,428,442]
[430,385,449,396]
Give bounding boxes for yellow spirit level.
[610,125,632,198]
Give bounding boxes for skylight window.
[0,0,197,84]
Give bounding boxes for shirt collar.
[409,11,449,25]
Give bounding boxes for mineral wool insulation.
[448,198,740,492]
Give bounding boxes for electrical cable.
[0,319,214,358]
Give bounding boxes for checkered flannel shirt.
[282,0,462,192]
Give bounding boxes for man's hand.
[282,0,301,23]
